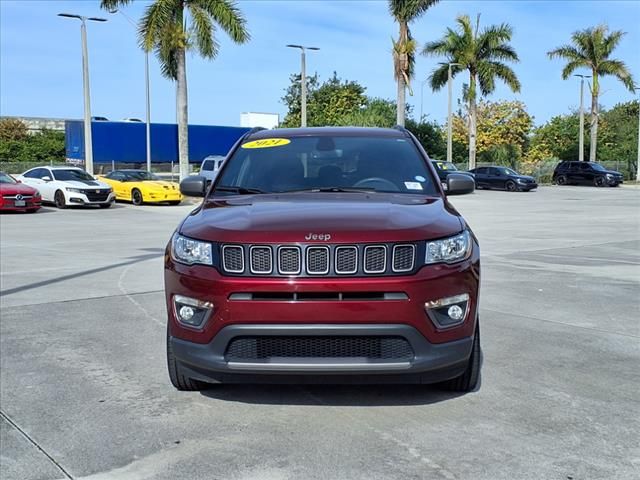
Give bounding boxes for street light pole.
[109,8,152,172]
[575,74,591,162]
[443,62,461,164]
[286,45,319,127]
[58,13,106,175]
[635,84,640,182]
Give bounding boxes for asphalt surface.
[1,186,639,480]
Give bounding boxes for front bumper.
[66,191,115,205]
[171,324,473,384]
[518,182,538,190]
[146,191,182,202]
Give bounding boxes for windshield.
[52,169,95,181]
[214,135,438,196]
[433,161,458,171]
[590,163,607,172]
[124,171,160,181]
[0,172,17,184]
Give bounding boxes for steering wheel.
[352,177,400,191]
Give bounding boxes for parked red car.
[0,172,41,213]
[167,127,479,391]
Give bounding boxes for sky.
[1,0,639,128]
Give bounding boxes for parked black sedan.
[468,166,538,192]
[431,160,475,189]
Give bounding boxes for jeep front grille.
[220,242,417,277]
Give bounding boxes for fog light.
[173,295,213,328]
[447,304,464,321]
[179,306,195,322]
[425,293,469,329]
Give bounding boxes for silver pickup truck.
[199,156,226,183]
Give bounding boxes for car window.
[24,168,44,179]
[0,172,17,184]
[214,135,438,196]
[488,167,502,175]
[123,171,160,181]
[579,163,591,171]
[108,172,126,181]
[590,163,607,172]
[52,169,95,181]
[499,167,517,176]
[475,167,487,174]
[201,160,213,171]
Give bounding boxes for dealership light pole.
[441,62,461,164]
[286,45,319,127]
[58,13,106,175]
[574,74,591,162]
[635,84,640,182]
[109,8,152,172]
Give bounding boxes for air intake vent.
[364,245,387,274]
[306,246,329,274]
[222,245,244,273]
[250,246,272,274]
[335,246,358,274]
[278,246,302,275]
[392,244,415,272]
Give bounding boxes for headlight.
[425,230,472,264]
[517,178,526,183]
[65,187,83,193]
[171,233,213,266]
[606,174,613,179]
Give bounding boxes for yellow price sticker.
[241,138,291,149]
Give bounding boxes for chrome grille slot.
[306,246,329,274]
[392,244,415,272]
[250,246,272,274]
[335,246,357,274]
[278,246,301,275]
[222,245,244,273]
[364,245,387,274]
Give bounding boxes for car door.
[487,167,505,189]
[21,168,53,201]
[566,162,581,184]
[37,168,57,201]
[578,162,594,184]
[473,168,489,188]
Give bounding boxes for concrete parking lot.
[1,186,639,480]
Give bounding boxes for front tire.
[131,188,144,206]
[54,190,66,209]
[594,176,606,187]
[167,329,206,391]
[505,180,517,192]
[441,324,481,392]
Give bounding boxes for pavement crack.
[1,410,74,479]
[0,290,163,309]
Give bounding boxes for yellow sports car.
[98,170,182,205]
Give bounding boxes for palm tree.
[548,25,635,162]
[422,14,520,169]
[389,0,439,127]
[100,0,249,180]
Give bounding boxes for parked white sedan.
[18,166,115,209]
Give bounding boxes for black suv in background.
[553,161,623,187]
[468,166,538,192]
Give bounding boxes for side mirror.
[446,173,475,195]
[180,175,207,197]
[42,176,52,182]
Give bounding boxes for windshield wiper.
[214,186,265,194]
[280,187,376,193]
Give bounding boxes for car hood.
[61,179,110,189]
[602,170,623,176]
[0,182,39,195]
[139,181,178,190]
[180,193,463,243]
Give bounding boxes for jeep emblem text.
[305,233,331,241]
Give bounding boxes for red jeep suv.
[166,127,480,391]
